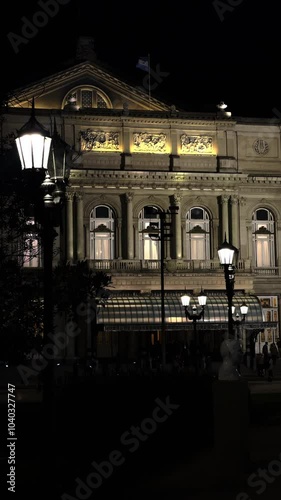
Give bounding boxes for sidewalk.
[121,378,281,499]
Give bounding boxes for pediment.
[6,60,170,113]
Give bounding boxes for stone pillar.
[133,222,139,260]
[276,222,281,266]
[239,197,248,260]
[85,223,90,259]
[181,223,186,259]
[76,192,84,260]
[230,195,239,249]
[125,192,134,259]
[246,222,252,261]
[213,218,219,258]
[117,219,122,259]
[172,193,182,259]
[66,192,74,262]
[221,194,229,241]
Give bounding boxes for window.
[139,206,161,260]
[252,208,275,267]
[23,218,41,268]
[186,207,210,260]
[63,86,111,110]
[90,205,115,260]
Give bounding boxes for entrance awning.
[97,293,276,332]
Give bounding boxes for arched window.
[63,86,112,110]
[139,206,161,260]
[186,207,210,260]
[90,205,115,260]
[252,208,275,267]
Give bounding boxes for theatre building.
[1,37,280,366]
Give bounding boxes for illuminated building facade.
[1,38,280,363]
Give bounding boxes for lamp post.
[217,236,239,340]
[232,302,248,339]
[146,205,178,369]
[15,101,71,494]
[181,289,207,375]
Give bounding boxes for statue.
[218,337,243,381]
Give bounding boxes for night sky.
[1,0,281,118]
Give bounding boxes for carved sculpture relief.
[181,135,213,154]
[252,139,269,155]
[80,129,120,151]
[133,132,167,153]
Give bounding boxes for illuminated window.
[90,206,115,260]
[63,86,111,110]
[186,207,210,260]
[252,208,275,267]
[139,206,161,260]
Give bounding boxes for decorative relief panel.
[252,139,269,155]
[80,129,120,151]
[181,135,213,154]
[133,132,167,153]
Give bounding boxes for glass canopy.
[96,294,274,332]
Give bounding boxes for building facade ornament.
[80,129,120,151]
[253,139,269,155]
[133,132,167,152]
[180,135,213,154]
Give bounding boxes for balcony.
[88,258,249,273]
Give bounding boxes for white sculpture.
[218,338,243,381]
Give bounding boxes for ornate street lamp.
[15,98,52,172]
[217,236,239,339]
[15,99,72,496]
[181,289,207,375]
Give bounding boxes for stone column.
[117,219,122,259]
[221,194,229,241]
[230,195,239,249]
[246,222,252,261]
[181,223,186,259]
[125,192,134,259]
[66,192,74,262]
[172,193,182,259]
[276,222,281,267]
[212,218,219,260]
[133,222,139,260]
[239,197,248,260]
[85,223,90,259]
[76,192,84,260]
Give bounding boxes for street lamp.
[232,302,248,358]
[217,236,239,339]
[143,205,178,369]
[15,100,71,495]
[181,289,207,375]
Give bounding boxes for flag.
[136,56,149,72]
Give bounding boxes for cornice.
[69,169,254,191]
